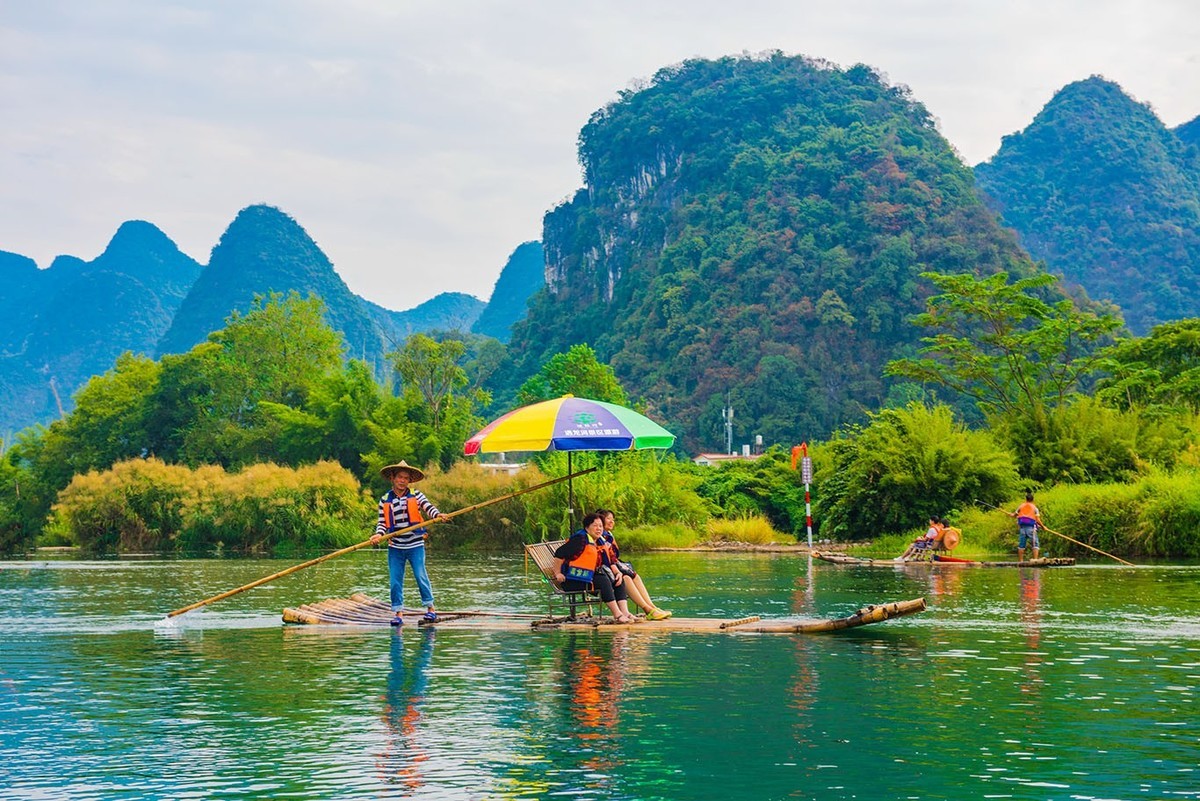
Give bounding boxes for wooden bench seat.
[524,539,596,619]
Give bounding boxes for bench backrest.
[524,539,567,590]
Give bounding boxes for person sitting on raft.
[898,517,944,561]
[596,508,672,621]
[552,512,637,623]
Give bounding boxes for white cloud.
[0,0,1197,309]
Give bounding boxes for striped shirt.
[375,489,441,549]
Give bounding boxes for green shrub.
[818,403,1020,540]
[52,459,194,552]
[1033,483,1142,557]
[1135,472,1200,558]
[617,522,702,550]
[994,398,1140,484]
[519,451,711,541]
[694,448,810,533]
[51,459,369,554]
[417,461,541,551]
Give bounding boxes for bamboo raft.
[282,592,927,633]
[813,552,1075,568]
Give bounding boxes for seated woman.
[596,508,672,620]
[898,517,944,561]
[552,512,636,623]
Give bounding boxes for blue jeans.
[387,545,434,611]
[1018,525,1039,550]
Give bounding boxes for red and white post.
[793,442,813,549]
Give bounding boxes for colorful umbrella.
[464,396,675,455]
[463,396,676,517]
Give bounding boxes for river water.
[2,551,1198,800]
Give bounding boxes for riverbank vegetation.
[5,280,1200,560]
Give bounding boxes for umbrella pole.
[568,452,575,523]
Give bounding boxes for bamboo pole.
[164,467,597,618]
[1036,523,1134,567]
[975,499,1134,567]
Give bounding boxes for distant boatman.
[370,461,442,627]
[1009,491,1043,562]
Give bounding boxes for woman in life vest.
[552,512,636,623]
[1009,491,1043,562]
[898,516,944,561]
[596,508,672,620]
[370,461,443,627]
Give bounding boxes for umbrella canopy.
[464,396,675,455]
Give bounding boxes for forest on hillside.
[503,53,1042,452]
[975,77,1200,335]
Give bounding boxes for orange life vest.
[596,534,618,565]
[564,533,600,583]
[1016,501,1040,526]
[383,495,425,533]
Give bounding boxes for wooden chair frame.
[523,539,595,619]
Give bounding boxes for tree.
[212,291,345,413]
[1096,319,1200,414]
[516,344,629,406]
[145,292,346,467]
[390,334,470,431]
[885,271,1122,418]
[51,352,159,470]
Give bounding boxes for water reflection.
[1018,567,1045,702]
[789,554,817,614]
[928,563,965,601]
[378,629,436,792]
[4,556,1200,800]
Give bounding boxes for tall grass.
[705,515,793,545]
[48,458,370,554]
[417,461,546,551]
[959,472,1200,560]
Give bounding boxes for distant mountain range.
[0,205,530,434]
[3,59,1197,449]
[471,241,544,342]
[975,77,1200,334]
[154,205,485,360]
[0,221,202,433]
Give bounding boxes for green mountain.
[1176,115,1200,149]
[472,241,544,342]
[0,223,202,434]
[975,77,1200,334]
[0,250,42,358]
[362,293,489,349]
[503,53,1039,450]
[1,207,485,435]
[156,205,484,361]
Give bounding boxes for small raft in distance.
[283,592,926,633]
[813,552,1075,568]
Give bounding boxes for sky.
[2,1,1198,312]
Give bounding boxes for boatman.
[370,461,442,627]
[1009,491,1043,563]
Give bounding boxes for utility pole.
[722,398,734,455]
